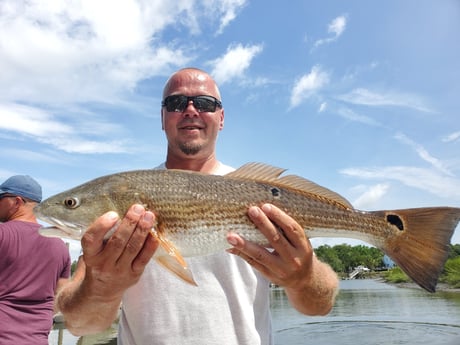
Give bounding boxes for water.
[271,279,460,345]
[49,279,460,345]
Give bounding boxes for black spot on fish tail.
[372,207,460,292]
[386,214,404,230]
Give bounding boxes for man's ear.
[219,109,224,130]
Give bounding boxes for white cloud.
[0,102,130,153]
[209,43,263,85]
[0,0,248,105]
[328,15,347,37]
[0,0,186,104]
[341,166,460,200]
[0,148,65,164]
[43,137,130,154]
[173,0,248,36]
[395,133,454,176]
[0,103,72,137]
[352,183,390,209]
[290,65,329,108]
[313,15,347,48]
[338,88,434,113]
[0,0,250,153]
[336,107,382,126]
[442,131,460,143]
[318,102,327,112]
[0,168,24,181]
[214,0,248,35]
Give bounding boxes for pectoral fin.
[152,232,197,286]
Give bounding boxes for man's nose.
[183,100,199,116]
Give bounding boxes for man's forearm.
[285,257,339,316]
[55,258,122,336]
[56,277,122,336]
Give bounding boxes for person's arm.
[283,257,339,315]
[55,204,158,335]
[226,204,339,315]
[53,277,70,314]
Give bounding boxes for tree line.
[314,243,460,273]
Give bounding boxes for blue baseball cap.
[0,175,42,202]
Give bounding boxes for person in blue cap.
[0,175,71,345]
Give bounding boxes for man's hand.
[226,203,338,315]
[81,204,159,297]
[57,204,158,335]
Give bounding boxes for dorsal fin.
[226,162,287,180]
[226,162,353,209]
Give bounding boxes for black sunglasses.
[162,95,222,113]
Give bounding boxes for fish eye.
[63,197,80,209]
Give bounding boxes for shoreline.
[374,278,460,293]
[392,281,460,293]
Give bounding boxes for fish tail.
[151,231,197,286]
[373,207,460,292]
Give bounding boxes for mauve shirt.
[0,220,71,344]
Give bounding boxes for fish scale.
[35,162,460,292]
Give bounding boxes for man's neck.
[8,206,38,223]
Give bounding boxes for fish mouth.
[37,215,85,240]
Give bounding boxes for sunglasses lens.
[193,96,216,112]
[165,95,188,112]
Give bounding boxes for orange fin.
[153,234,197,286]
[226,162,353,209]
[374,207,460,293]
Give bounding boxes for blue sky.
[1,0,459,260]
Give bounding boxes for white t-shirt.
[118,162,273,345]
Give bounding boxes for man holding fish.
[52,68,340,344]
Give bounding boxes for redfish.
[34,163,460,292]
